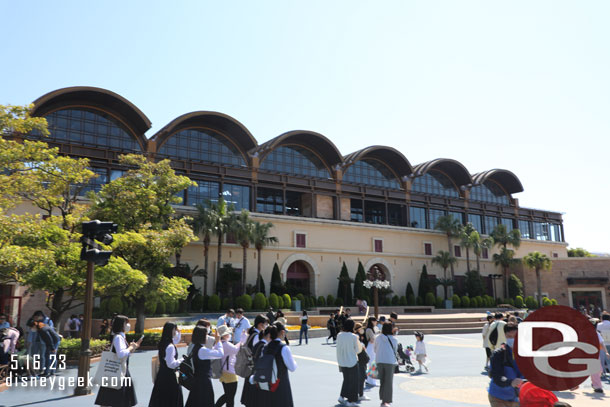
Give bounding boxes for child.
[414,331,428,372]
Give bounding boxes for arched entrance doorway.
[286,260,313,296]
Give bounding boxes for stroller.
[397,343,416,373]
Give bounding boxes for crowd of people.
[481,309,610,406]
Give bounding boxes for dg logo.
[515,305,600,391]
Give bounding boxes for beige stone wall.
[316,195,334,219]
[340,198,351,221]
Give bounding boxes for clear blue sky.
[2,1,608,252]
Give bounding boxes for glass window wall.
[187,180,220,206]
[222,184,250,211]
[365,201,386,225]
[501,218,514,231]
[158,129,245,166]
[430,209,446,229]
[350,199,363,222]
[484,216,498,235]
[518,220,531,239]
[388,204,404,226]
[412,170,459,198]
[343,159,401,190]
[256,188,284,214]
[468,214,482,232]
[470,180,510,205]
[409,207,426,229]
[260,145,330,179]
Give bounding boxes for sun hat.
[217,324,233,338]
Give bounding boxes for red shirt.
[519,382,558,407]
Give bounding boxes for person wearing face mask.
[354,323,370,402]
[487,323,523,407]
[240,314,269,407]
[215,324,241,407]
[95,315,142,407]
[149,322,183,407]
[188,319,215,355]
[186,325,224,407]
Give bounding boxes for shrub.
[508,274,524,298]
[277,296,284,309]
[399,296,408,306]
[407,294,415,306]
[542,297,552,307]
[302,296,310,309]
[451,294,461,308]
[236,294,253,311]
[334,297,344,306]
[223,298,232,310]
[99,298,110,314]
[167,300,179,314]
[416,296,423,306]
[425,292,436,306]
[59,338,109,360]
[296,293,305,303]
[435,296,444,309]
[107,297,123,314]
[392,295,400,306]
[310,296,316,308]
[282,294,291,309]
[461,295,471,308]
[525,296,537,310]
[145,300,157,315]
[465,269,485,297]
[253,293,266,310]
[202,295,209,311]
[100,332,161,347]
[515,295,524,308]
[483,295,494,308]
[208,294,221,311]
[318,296,326,307]
[269,293,280,310]
[326,295,335,307]
[507,298,515,306]
[270,263,283,295]
[191,294,204,311]
[550,299,558,306]
[155,301,166,315]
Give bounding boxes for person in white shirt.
[240,314,270,407]
[149,322,183,407]
[414,331,428,373]
[482,314,493,370]
[215,324,241,407]
[94,315,142,407]
[186,325,224,407]
[217,309,235,328]
[596,314,610,378]
[375,322,399,407]
[486,313,507,352]
[231,308,251,344]
[364,316,378,386]
[336,319,360,407]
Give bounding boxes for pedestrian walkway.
[1,334,607,406]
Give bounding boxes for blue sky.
[2,1,608,252]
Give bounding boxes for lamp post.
[364,265,390,319]
[490,274,502,301]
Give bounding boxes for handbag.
[366,361,379,379]
[93,337,127,389]
[151,355,160,383]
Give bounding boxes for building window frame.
[294,231,307,248]
[454,245,462,258]
[373,238,383,253]
[423,242,433,256]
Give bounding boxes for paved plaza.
[1,333,608,407]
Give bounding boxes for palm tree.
[208,198,231,294]
[492,247,521,298]
[251,221,278,294]
[523,251,552,307]
[490,224,521,298]
[432,250,457,299]
[228,210,254,295]
[191,203,215,296]
[459,223,476,273]
[470,231,494,272]
[435,215,463,279]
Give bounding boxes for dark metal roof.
[32,86,152,139]
[343,145,413,178]
[252,130,343,168]
[472,169,524,194]
[412,158,472,187]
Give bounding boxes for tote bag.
[151,355,160,383]
[93,338,127,389]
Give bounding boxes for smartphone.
[138,335,144,342]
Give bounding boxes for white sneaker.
[338,396,346,404]
[346,402,359,407]
[359,395,371,401]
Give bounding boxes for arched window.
[42,108,141,151]
[411,170,459,198]
[470,180,510,205]
[158,129,245,166]
[342,159,401,189]
[259,145,330,179]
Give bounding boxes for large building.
[4,86,586,324]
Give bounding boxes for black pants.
[327,328,337,341]
[215,381,238,407]
[340,364,359,403]
[357,362,367,397]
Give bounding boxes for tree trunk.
[465,248,471,273]
[536,268,542,308]
[216,234,223,294]
[448,237,455,279]
[503,267,509,299]
[256,248,262,293]
[203,244,209,299]
[444,284,448,300]
[476,254,481,272]
[242,244,248,295]
[374,286,379,319]
[50,288,65,326]
[135,297,146,334]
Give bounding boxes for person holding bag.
[374,322,398,407]
[336,319,360,407]
[185,326,224,407]
[95,315,142,407]
[149,322,183,407]
[215,325,240,407]
[354,323,370,402]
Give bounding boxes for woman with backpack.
[239,314,269,407]
[149,322,183,407]
[374,322,398,407]
[185,325,224,407]
[215,324,241,407]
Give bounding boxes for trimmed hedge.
[236,294,252,311]
[461,295,470,308]
[451,294,461,308]
[416,296,423,306]
[399,296,408,306]
[155,301,166,315]
[525,296,537,309]
[208,294,221,311]
[107,297,123,314]
[407,294,415,306]
[282,294,291,309]
[425,292,436,306]
[278,296,284,309]
[253,293,266,310]
[326,295,335,307]
[191,294,204,311]
[392,295,400,305]
[59,338,109,360]
[317,296,326,307]
[515,296,524,308]
[435,296,443,309]
[334,297,344,306]
[100,332,161,347]
[269,293,280,309]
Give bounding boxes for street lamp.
[490,274,503,301]
[364,266,390,319]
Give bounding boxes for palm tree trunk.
[447,237,455,278]
[444,284,448,300]
[242,244,247,295]
[536,268,542,308]
[203,244,209,298]
[476,254,480,272]
[465,248,471,273]
[503,267,509,299]
[256,248,262,293]
[216,234,223,295]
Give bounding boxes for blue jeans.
[43,340,60,375]
[299,325,308,344]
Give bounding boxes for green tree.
[255,274,266,295]
[228,210,254,294]
[353,261,367,300]
[508,274,524,298]
[418,264,432,297]
[337,262,353,305]
[470,231,494,272]
[567,248,595,257]
[270,263,283,295]
[490,224,521,298]
[251,221,277,294]
[492,246,521,300]
[459,223,476,273]
[465,269,485,297]
[207,198,232,294]
[432,250,457,300]
[435,215,463,279]
[406,282,415,300]
[523,251,552,308]
[191,202,216,296]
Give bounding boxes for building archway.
[280,253,319,296]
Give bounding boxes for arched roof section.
[151,111,257,164]
[412,158,472,187]
[471,169,524,194]
[252,130,343,169]
[342,146,413,178]
[32,87,151,147]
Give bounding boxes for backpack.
[235,332,256,378]
[178,346,197,390]
[211,355,229,379]
[252,343,283,392]
[488,323,499,347]
[69,319,77,331]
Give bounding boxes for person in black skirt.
[240,314,269,407]
[149,322,183,407]
[185,325,223,407]
[95,315,142,407]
